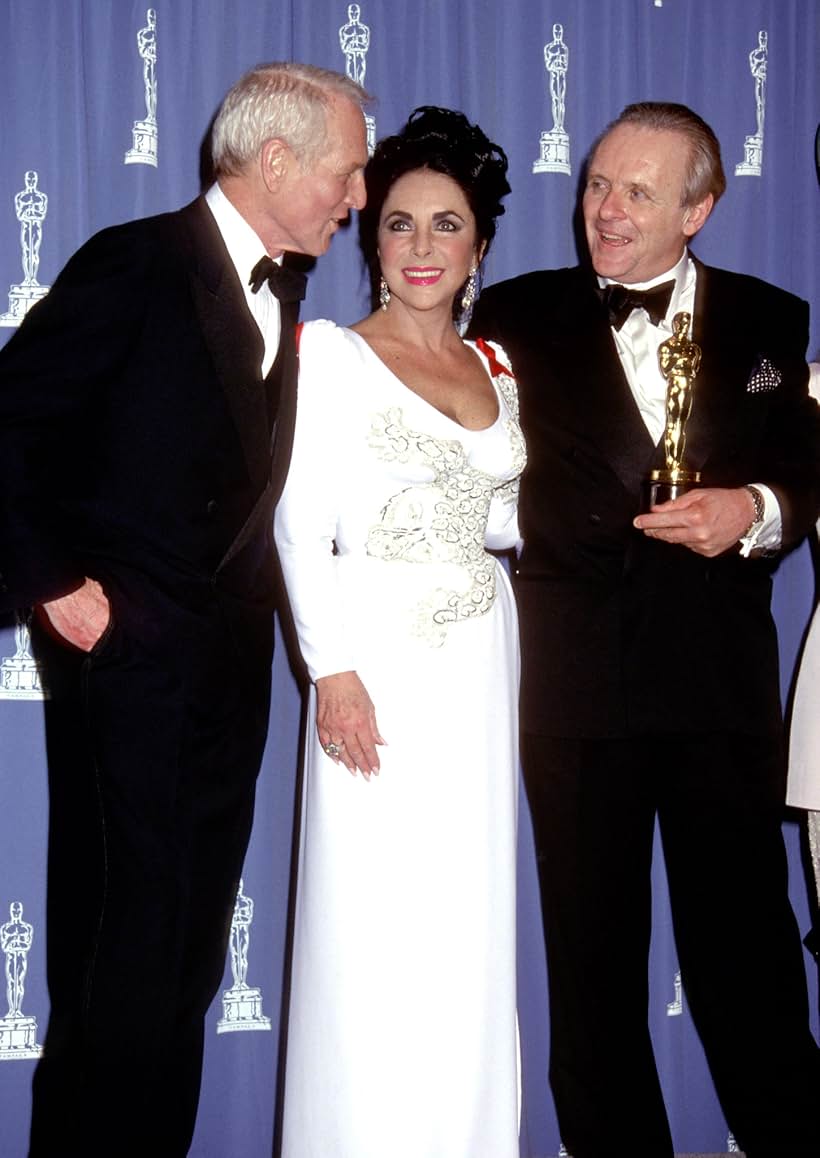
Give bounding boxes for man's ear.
[682,192,714,239]
[261,139,289,192]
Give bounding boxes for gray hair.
[593,101,726,207]
[211,61,369,176]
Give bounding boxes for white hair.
[211,61,369,176]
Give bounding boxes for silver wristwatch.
[742,484,766,538]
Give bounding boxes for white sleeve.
[481,340,524,552]
[737,483,781,558]
[274,321,357,682]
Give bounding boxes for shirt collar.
[596,250,694,326]
[204,182,282,287]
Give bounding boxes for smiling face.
[269,94,368,256]
[582,123,713,284]
[377,168,482,313]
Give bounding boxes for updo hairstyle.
[358,106,511,313]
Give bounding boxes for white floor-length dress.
[787,521,820,904]
[787,361,820,900]
[275,320,524,1158]
[789,589,820,815]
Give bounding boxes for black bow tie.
[249,256,307,303]
[599,279,675,330]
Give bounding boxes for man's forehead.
[594,124,685,163]
[590,125,689,181]
[325,98,366,142]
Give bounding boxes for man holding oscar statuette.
[470,101,820,1157]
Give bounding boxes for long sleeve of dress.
[479,340,524,552]
[274,321,358,682]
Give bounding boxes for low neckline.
[345,328,503,434]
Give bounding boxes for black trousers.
[522,730,820,1158]
[29,608,273,1157]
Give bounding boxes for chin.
[593,258,632,281]
[310,234,333,256]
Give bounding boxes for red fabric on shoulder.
[474,336,507,377]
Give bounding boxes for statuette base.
[0,656,48,699]
[533,130,571,174]
[0,283,49,328]
[0,1015,42,1059]
[642,469,702,511]
[216,985,271,1034]
[735,134,763,176]
[125,119,158,167]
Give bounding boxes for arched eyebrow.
[382,209,468,224]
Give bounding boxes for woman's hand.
[315,670,386,779]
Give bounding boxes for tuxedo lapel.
[268,297,300,503]
[213,296,301,576]
[181,199,272,487]
[676,260,752,477]
[550,270,655,491]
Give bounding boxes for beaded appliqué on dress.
[494,369,526,509]
[366,385,524,646]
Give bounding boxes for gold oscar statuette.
[641,310,702,511]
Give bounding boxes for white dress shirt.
[204,182,281,376]
[598,250,781,555]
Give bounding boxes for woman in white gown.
[787,362,820,921]
[275,108,523,1158]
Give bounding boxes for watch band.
[742,484,766,538]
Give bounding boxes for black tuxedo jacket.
[471,260,820,739]
[0,196,298,666]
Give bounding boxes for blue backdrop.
[0,3,817,1155]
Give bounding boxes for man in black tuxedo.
[0,62,368,1156]
[471,102,820,1157]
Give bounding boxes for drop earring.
[461,267,478,313]
[379,276,391,311]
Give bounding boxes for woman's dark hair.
[358,106,511,313]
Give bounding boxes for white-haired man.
[0,62,368,1156]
